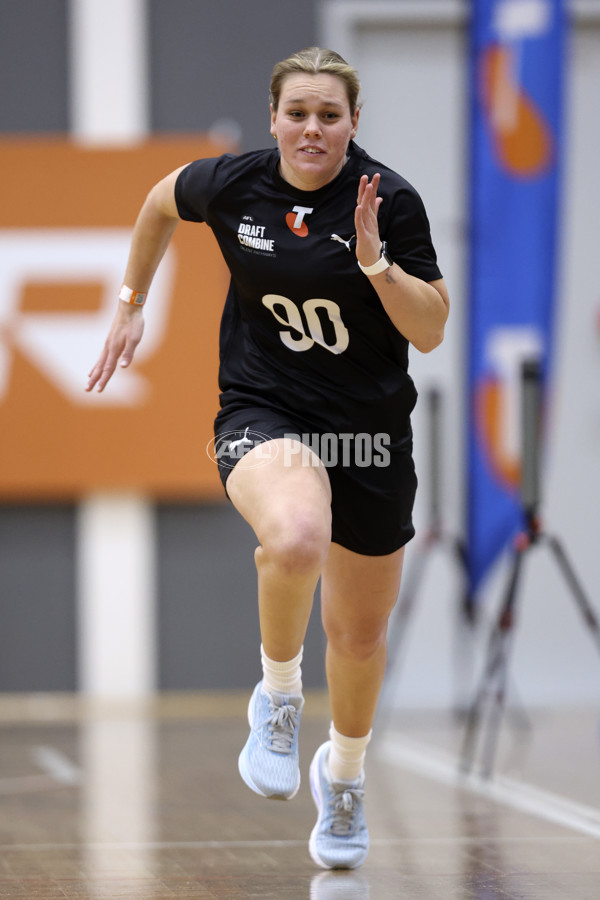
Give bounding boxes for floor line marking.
[0,834,591,853]
[31,745,81,785]
[377,735,600,840]
[0,747,82,795]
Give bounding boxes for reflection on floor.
[0,693,598,899]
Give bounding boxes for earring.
[273,133,278,140]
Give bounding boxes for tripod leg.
[479,627,515,779]
[479,548,527,778]
[375,535,435,726]
[459,623,505,773]
[452,538,478,717]
[546,535,600,657]
[384,534,434,674]
[460,545,525,776]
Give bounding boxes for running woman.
[87,47,449,870]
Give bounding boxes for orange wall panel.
[0,137,231,500]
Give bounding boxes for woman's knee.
[324,616,389,662]
[259,506,331,577]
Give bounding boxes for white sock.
[328,723,372,783]
[260,644,303,696]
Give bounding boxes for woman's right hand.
[86,301,145,393]
[85,165,184,394]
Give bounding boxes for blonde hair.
[270,47,362,113]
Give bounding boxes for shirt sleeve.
[383,186,443,283]
[174,155,233,223]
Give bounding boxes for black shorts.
[213,405,417,557]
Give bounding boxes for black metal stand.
[460,359,600,778]
[378,388,475,721]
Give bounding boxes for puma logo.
[229,427,252,453]
[330,234,355,252]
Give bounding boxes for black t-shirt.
[175,141,442,444]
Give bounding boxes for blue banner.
[467,0,566,590]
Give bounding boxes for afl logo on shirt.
[285,206,313,237]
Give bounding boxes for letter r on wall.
[0,229,175,405]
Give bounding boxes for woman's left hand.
[355,173,384,269]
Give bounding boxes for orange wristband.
[119,284,147,306]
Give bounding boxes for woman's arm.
[354,173,449,353]
[86,165,186,393]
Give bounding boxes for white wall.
[321,0,600,707]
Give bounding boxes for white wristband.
[119,284,147,306]
[357,241,393,276]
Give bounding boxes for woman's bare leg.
[226,438,332,661]
[320,542,405,736]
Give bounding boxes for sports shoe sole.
[309,744,334,868]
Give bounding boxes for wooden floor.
[0,693,599,899]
